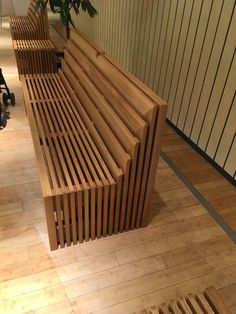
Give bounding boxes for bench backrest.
[29,0,49,39]
[66,29,167,228]
[12,0,49,40]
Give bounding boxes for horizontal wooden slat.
[9,0,49,40]
[21,73,119,249]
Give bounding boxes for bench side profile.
[60,58,132,234]
[59,69,125,236]
[62,49,140,232]
[10,0,49,40]
[65,40,149,231]
[70,29,167,228]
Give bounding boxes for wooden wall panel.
[74,0,236,181]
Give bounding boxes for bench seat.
[21,73,123,250]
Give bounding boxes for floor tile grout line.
[160,150,236,244]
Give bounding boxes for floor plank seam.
[161,150,236,244]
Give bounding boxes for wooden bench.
[69,30,167,229]
[10,0,54,76]
[9,0,49,40]
[136,286,232,314]
[13,40,55,75]
[20,29,167,250]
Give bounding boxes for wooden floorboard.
[161,124,236,231]
[0,17,235,314]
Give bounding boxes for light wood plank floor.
[162,125,236,231]
[0,18,236,314]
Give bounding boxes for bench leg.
[44,196,58,251]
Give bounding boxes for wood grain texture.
[134,286,232,313]
[161,124,236,231]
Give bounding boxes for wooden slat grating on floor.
[136,287,232,314]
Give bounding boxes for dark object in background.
[0,103,10,129]
[0,68,15,106]
[52,51,64,72]
[0,68,15,129]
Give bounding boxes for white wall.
[1,0,14,16]
[1,0,30,16]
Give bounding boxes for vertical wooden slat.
[206,54,236,158]
[197,6,236,149]
[177,0,214,131]
[166,0,192,112]
[214,94,236,168]
[152,0,172,93]
[132,0,146,77]
[148,0,165,89]
[183,0,224,136]
[44,196,58,250]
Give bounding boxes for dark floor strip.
[160,150,236,244]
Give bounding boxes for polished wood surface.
[0,17,235,314]
[162,125,236,232]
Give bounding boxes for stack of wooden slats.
[135,286,232,314]
[61,30,167,232]
[20,29,167,250]
[9,0,49,40]
[22,73,122,249]
[10,0,55,76]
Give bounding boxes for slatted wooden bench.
[10,0,54,77]
[20,29,167,250]
[13,40,55,75]
[21,73,123,249]
[68,30,167,229]
[10,0,49,40]
[135,286,232,314]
